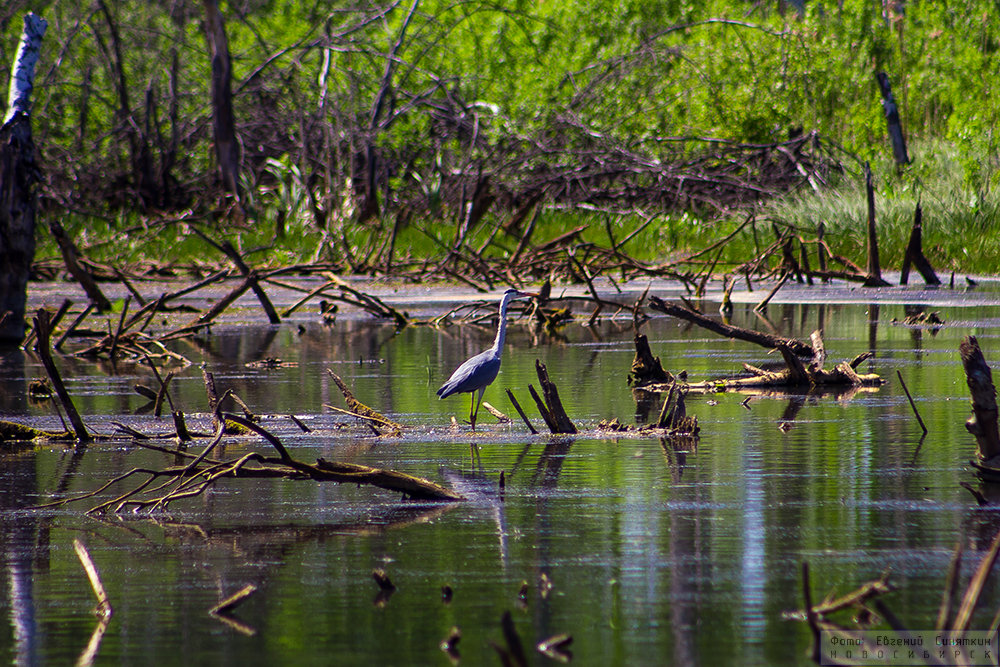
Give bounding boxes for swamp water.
[3,279,1000,666]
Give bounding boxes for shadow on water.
[6,295,1000,664]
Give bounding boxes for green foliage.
[766,140,1000,272]
[7,1,1000,272]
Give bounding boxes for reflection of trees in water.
[1,349,38,664]
[3,454,40,666]
[1,425,455,661]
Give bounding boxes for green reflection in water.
[1,301,997,665]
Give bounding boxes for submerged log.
[960,336,1000,463]
[315,459,461,501]
[39,425,463,512]
[682,348,882,393]
[647,296,814,357]
[641,300,880,393]
[0,419,70,443]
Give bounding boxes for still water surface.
[2,280,1000,665]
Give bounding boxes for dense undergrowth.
[3,0,999,278]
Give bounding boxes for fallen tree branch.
[33,308,90,442]
[647,295,814,357]
[327,369,403,435]
[632,330,882,393]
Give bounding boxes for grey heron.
[437,288,536,430]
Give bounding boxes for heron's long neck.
[491,294,513,352]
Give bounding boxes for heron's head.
[504,287,538,301]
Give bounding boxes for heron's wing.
[437,350,501,398]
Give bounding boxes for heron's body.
[436,349,500,400]
[437,288,533,429]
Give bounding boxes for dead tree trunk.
[529,360,577,434]
[899,202,941,286]
[203,0,241,199]
[960,336,1000,463]
[864,162,890,287]
[0,13,47,344]
[876,72,910,167]
[354,0,421,224]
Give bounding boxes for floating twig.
[372,568,397,607]
[537,633,573,663]
[440,626,461,663]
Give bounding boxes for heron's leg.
[471,387,485,431]
[469,392,477,431]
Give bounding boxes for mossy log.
[314,458,462,501]
[327,369,403,436]
[0,419,71,443]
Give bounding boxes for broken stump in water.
[960,336,1000,466]
[528,360,577,434]
[899,202,940,286]
[628,333,672,386]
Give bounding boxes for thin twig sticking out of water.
[896,370,928,435]
[73,539,112,619]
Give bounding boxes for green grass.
[765,141,1000,275]
[33,140,1000,279]
[14,2,1000,278]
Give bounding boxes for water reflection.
[3,302,1000,664]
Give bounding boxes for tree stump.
[529,360,577,434]
[899,202,941,286]
[960,336,1000,463]
[628,333,671,386]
